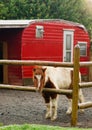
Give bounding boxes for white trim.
[63,29,75,31]
[0,19,87,31]
[0,20,32,28]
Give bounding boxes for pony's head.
[33,66,46,92]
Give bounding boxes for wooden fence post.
[71,45,80,126]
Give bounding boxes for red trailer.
[0,19,90,85]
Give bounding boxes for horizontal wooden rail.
[78,102,92,109]
[0,60,73,67]
[1,60,92,67]
[79,82,92,88]
[0,84,72,95]
[80,62,92,67]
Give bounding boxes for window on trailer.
[78,42,87,56]
[36,25,44,38]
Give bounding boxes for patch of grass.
[0,124,92,130]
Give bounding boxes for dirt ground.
[0,87,92,128]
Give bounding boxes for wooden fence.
[0,45,92,127]
[71,45,92,126]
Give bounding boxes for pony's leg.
[79,89,85,103]
[66,89,84,114]
[50,95,58,121]
[45,102,51,119]
[78,89,85,113]
[66,99,72,114]
[42,93,51,119]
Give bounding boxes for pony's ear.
[42,68,47,72]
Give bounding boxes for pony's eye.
[34,76,37,79]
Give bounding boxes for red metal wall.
[22,22,62,78]
[22,21,90,78]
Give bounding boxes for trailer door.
[63,30,74,62]
[0,42,8,84]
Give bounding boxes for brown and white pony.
[33,66,84,121]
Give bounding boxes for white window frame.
[36,25,44,38]
[78,41,87,57]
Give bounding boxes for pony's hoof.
[66,110,72,115]
[45,114,51,119]
[79,109,84,113]
[51,116,57,121]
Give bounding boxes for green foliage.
[0,0,92,37]
[0,124,92,130]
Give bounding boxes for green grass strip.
[0,124,92,130]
